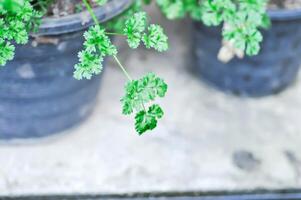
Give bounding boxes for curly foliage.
[74,25,117,80]
[156,0,270,56]
[0,0,41,66]
[74,2,169,134]
[143,24,168,52]
[124,11,168,51]
[135,104,164,134]
[124,11,148,48]
[121,73,168,134]
[105,0,146,33]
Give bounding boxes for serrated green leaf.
[121,73,167,115]
[74,50,103,80]
[135,104,164,135]
[74,25,117,80]
[0,0,39,66]
[155,0,269,56]
[123,11,147,48]
[121,73,167,134]
[142,24,168,52]
[0,41,15,66]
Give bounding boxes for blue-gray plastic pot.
[0,0,132,140]
[193,8,301,97]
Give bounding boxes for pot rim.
[268,8,301,21]
[35,0,132,36]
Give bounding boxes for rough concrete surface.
[1,9,301,196]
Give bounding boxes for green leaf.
[74,25,117,79]
[123,11,147,48]
[0,41,15,66]
[135,104,164,135]
[245,30,263,56]
[83,25,117,56]
[156,0,185,19]
[121,73,168,115]
[0,0,24,14]
[200,0,236,26]
[94,0,107,6]
[142,24,168,52]
[0,0,39,67]
[155,0,269,56]
[121,73,168,135]
[74,50,103,80]
[105,1,144,33]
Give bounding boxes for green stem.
[141,99,147,113]
[82,0,132,82]
[114,54,146,114]
[105,32,126,36]
[113,55,132,81]
[82,0,99,25]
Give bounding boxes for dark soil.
[47,0,81,17]
[34,0,100,18]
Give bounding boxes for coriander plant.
[0,0,169,135]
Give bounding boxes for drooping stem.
[82,0,99,25]
[82,1,125,36]
[82,0,132,81]
[113,57,147,113]
[105,32,126,36]
[81,0,147,112]
[113,55,132,81]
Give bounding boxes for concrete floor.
[1,10,301,196]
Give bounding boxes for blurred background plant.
[155,0,270,56]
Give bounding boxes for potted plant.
[155,0,301,96]
[0,0,169,139]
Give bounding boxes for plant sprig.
[121,73,167,134]
[0,0,41,66]
[76,0,169,134]
[123,11,168,52]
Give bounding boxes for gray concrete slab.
[1,9,301,196]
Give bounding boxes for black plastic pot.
[193,9,301,96]
[0,0,132,140]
